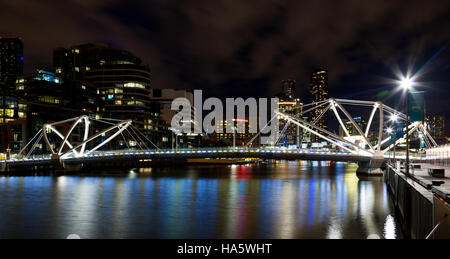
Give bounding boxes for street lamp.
[400,77,413,176]
[390,114,398,122]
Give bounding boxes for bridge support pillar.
[356,151,384,176]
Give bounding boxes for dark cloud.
[1,0,450,131]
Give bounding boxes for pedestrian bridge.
[1,147,427,172]
[0,98,436,174]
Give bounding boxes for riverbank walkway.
[409,163,450,203]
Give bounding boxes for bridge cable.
[26,132,44,158]
[128,125,150,150]
[124,127,144,150]
[18,128,43,156]
[246,113,278,147]
[274,120,291,146]
[129,125,159,150]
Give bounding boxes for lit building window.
[18,112,26,118]
[123,82,145,89]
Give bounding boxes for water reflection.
[0,161,400,238]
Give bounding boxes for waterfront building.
[0,37,23,151]
[53,43,162,145]
[214,118,256,147]
[10,70,97,152]
[149,88,201,148]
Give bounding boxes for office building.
[309,68,329,142]
[214,118,256,147]
[149,88,201,148]
[10,70,97,152]
[0,37,23,151]
[53,43,161,144]
[426,114,446,144]
[281,79,296,99]
[274,80,303,147]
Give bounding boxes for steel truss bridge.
[1,98,436,174]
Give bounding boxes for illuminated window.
[123,82,145,89]
[108,94,114,99]
[0,109,14,118]
[115,100,122,105]
[75,67,79,72]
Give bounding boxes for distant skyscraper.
[309,69,329,141]
[281,79,296,99]
[426,114,445,139]
[0,37,23,124]
[275,80,302,147]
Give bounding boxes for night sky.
[1,0,450,134]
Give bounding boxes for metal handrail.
[426,214,448,239]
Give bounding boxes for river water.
[0,161,401,239]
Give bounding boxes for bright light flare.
[390,114,399,122]
[400,77,413,90]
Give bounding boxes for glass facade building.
[309,69,329,141]
[0,37,23,124]
[53,43,163,144]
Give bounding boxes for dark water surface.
[0,161,401,238]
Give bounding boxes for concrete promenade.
[385,162,450,238]
[411,163,450,203]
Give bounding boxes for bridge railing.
[7,146,352,161]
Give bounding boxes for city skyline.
[1,0,450,242]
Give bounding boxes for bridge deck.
[1,148,373,171]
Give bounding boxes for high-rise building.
[426,114,445,139]
[281,79,296,99]
[10,70,98,152]
[0,37,23,124]
[277,98,303,147]
[0,37,23,151]
[53,43,162,144]
[339,116,368,137]
[275,80,303,147]
[309,68,329,141]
